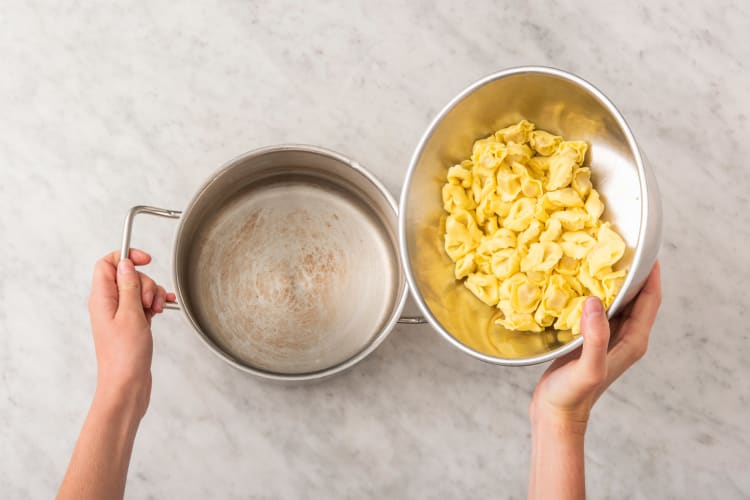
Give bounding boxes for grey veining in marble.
[1,1,749,498]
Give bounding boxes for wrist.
[528,402,588,500]
[530,399,590,438]
[93,377,149,424]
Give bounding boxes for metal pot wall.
[121,145,424,383]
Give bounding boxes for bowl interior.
[401,69,643,362]
[175,147,406,378]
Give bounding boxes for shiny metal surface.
[399,66,662,366]
[169,145,410,381]
[120,205,182,310]
[396,317,428,324]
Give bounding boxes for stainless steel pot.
[399,66,662,366]
[120,145,424,382]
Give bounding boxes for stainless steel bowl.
[120,145,418,382]
[399,66,662,366]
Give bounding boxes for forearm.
[528,408,587,500]
[57,386,142,500]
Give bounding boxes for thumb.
[578,297,610,381]
[116,258,145,319]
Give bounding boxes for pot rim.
[173,143,409,382]
[398,65,650,366]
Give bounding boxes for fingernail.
[118,258,135,275]
[584,297,603,317]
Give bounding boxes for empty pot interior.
[175,148,405,375]
[402,70,643,359]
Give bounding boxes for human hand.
[87,249,175,419]
[530,261,662,431]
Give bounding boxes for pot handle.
[120,205,182,310]
[397,316,427,324]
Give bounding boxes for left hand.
[88,249,175,419]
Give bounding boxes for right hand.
[530,261,662,430]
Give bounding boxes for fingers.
[152,285,167,313]
[90,249,152,320]
[607,299,635,347]
[128,248,152,266]
[100,248,152,267]
[577,297,611,385]
[140,273,158,309]
[597,262,662,396]
[90,258,120,320]
[623,261,662,339]
[116,258,147,321]
[93,248,175,321]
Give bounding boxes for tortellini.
[441,120,628,335]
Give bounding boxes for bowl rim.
[398,65,649,366]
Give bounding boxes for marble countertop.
[2,1,748,498]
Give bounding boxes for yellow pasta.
[441,120,628,334]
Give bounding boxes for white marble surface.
[1,1,748,498]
